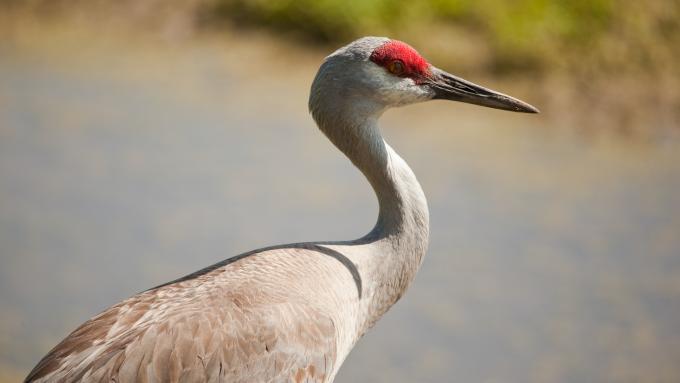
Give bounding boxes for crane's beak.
[427,67,539,113]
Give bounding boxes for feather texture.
[26,246,347,382]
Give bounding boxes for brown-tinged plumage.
[27,246,341,382]
[25,37,536,383]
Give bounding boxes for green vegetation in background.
[207,0,679,74]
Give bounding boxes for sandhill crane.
[25,36,537,382]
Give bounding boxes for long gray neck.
[311,96,430,330]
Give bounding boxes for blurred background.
[1,1,679,382]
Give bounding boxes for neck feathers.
[310,91,429,236]
[310,93,430,334]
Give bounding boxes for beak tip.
[514,101,540,114]
[524,105,540,114]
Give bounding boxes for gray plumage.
[26,36,537,383]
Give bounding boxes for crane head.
[310,37,538,115]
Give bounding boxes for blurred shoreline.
[1,1,678,137]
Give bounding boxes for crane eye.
[387,60,405,75]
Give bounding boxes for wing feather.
[26,249,340,383]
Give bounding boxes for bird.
[25,36,537,383]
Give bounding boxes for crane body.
[25,37,537,383]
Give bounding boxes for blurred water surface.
[1,27,680,383]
